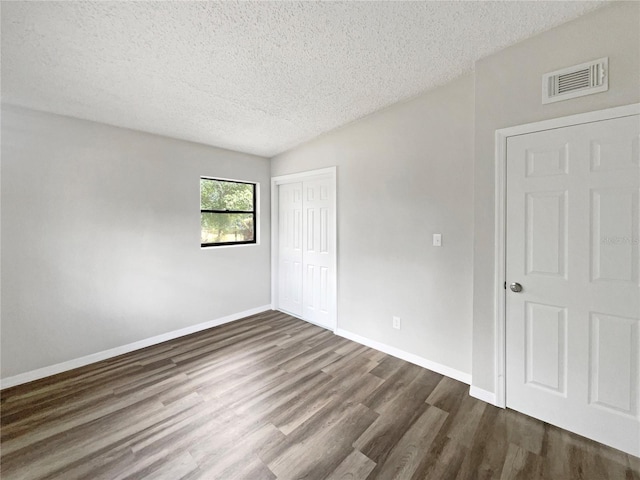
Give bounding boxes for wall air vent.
[542,57,608,104]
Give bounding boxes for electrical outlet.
[392,316,401,330]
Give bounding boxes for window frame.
[200,177,258,248]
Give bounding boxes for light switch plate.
[433,234,442,247]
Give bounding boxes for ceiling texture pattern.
[2,1,607,157]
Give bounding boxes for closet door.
[277,182,303,317]
[274,169,337,331]
[302,177,335,329]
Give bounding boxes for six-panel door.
[505,114,640,456]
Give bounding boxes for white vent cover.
[542,57,608,104]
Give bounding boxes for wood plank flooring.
[1,310,638,479]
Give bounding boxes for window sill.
[200,242,260,250]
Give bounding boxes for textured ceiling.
[1,1,607,157]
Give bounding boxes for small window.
[200,177,257,247]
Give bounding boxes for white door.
[302,177,335,329]
[274,170,337,330]
[505,114,640,456]
[278,182,303,317]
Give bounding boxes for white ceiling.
[2,1,607,157]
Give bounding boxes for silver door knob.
[510,282,523,293]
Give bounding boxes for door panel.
[278,182,303,316]
[525,190,568,277]
[506,114,640,456]
[589,312,638,416]
[302,177,335,329]
[591,188,638,283]
[525,301,567,394]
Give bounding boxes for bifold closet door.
[277,175,336,330]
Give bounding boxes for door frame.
[493,103,640,408]
[271,166,338,332]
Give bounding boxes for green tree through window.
[200,178,256,246]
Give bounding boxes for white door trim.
[271,167,338,332]
[493,103,640,409]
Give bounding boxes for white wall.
[4,3,636,392]
[1,105,271,379]
[472,2,640,393]
[271,75,475,379]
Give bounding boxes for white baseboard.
[0,305,272,390]
[469,385,498,405]
[335,328,472,385]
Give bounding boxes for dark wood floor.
[1,311,638,480]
